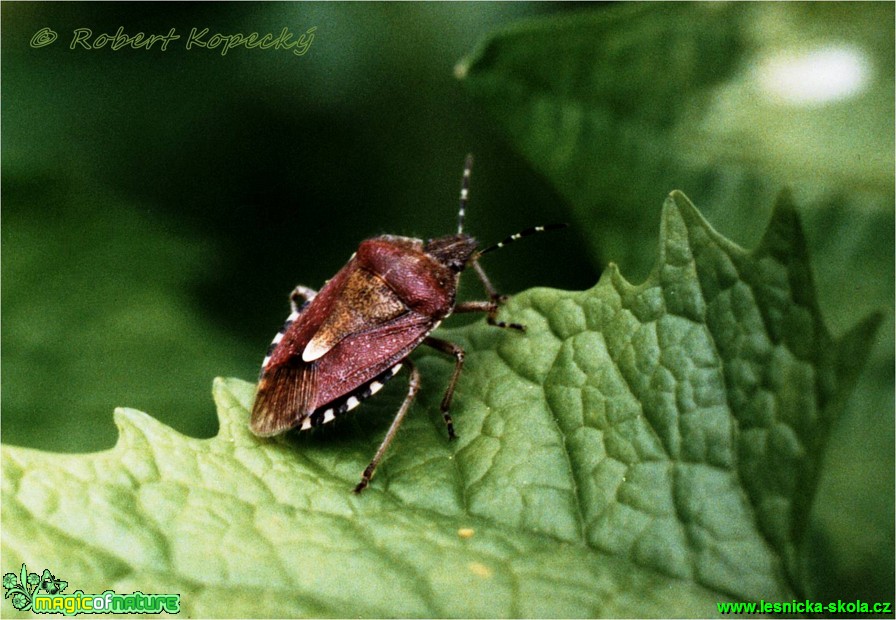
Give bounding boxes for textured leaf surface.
[2,192,877,617]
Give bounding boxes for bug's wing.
[250,312,434,436]
[251,263,378,436]
[250,361,320,436]
[250,262,438,436]
[309,310,436,408]
[301,268,406,362]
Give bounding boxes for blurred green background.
[3,1,893,610]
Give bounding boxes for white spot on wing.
[346,396,360,411]
[302,338,331,362]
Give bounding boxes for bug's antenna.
[479,223,568,255]
[457,154,474,234]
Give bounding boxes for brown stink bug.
[250,155,564,492]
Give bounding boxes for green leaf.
[1,191,877,617]
[457,4,894,604]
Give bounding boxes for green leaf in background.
[2,191,879,617]
[458,3,893,278]
[459,2,894,605]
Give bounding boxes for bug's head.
[419,155,481,272]
[425,233,478,272]
[429,155,566,272]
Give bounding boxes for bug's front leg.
[461,259,525,331]
[454,300,524,331]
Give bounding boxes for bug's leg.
[260,287,315,378]
[462,259,526,331]
[259,285,320,379]
[354,359,421,494]
[289,285,318,314]
[471,258,501,299]
[423,337,467,439]
[454,300,524,331]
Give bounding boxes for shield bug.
[250,155,563,493]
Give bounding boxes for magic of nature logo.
[3,564,180,616]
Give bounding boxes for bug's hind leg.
[289,285,318,313]
[354,359,421,494]
[258,285,320,379]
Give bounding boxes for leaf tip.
[111,406,170,448]
[666,189,692,205]
[663,189,702,223]
[835,310,885,382]
[757,187,809,261]
[212,376,258,443]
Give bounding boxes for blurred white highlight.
[755,45,870,106]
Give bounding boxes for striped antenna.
[457,154,474,234]
[479,223,568,255]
